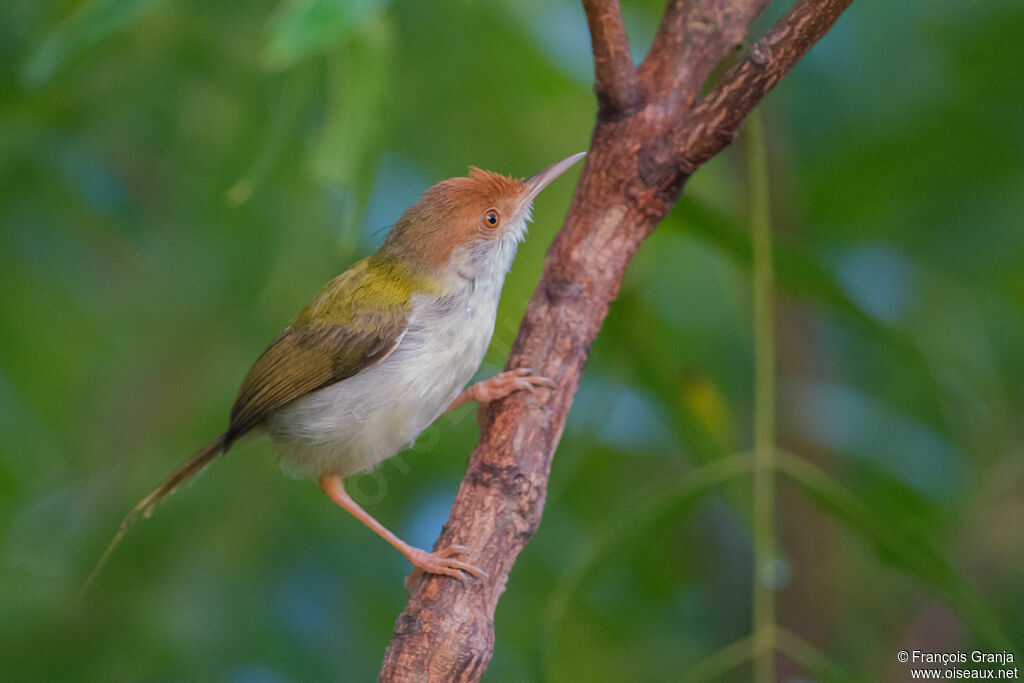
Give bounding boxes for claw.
[403,544,487,593]
[445,368,557,416]
[407,545,486,580]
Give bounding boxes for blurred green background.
[2,0,1022,680]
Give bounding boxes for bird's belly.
[267,297,495,480]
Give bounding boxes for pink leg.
[444,368,555,415]
[318,474,485,582]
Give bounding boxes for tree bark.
[379,0,854,680]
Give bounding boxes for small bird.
[85,151,585,591]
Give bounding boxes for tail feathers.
[81,433,227,599]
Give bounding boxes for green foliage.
[263,0,383,70]
[22,0,167,87]
[1,0,1022,681]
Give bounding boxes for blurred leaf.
[681,199,883,334]
[843,457,949,540]
[263,0,383,70]
[543,454,753,679]
[683,635,753,683]
[679,197,950,423]
[21,0,166,87]
[684,628,859,683]
[777,450,1011,650]
[776,627,860,683]
[311,12,392,240]
[225,66,317,206]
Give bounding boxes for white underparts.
[267,222,524,480]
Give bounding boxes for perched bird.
[85,152,585,591]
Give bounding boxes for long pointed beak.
[523,151,586,204]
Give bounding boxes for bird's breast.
[399,278,502,389]
[268,276,503,479]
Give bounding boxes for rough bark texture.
[379,0,854,680]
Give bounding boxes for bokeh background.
[2,0,1022,680]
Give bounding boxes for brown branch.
[583,0,641,118]
[379,0,854,680]
[639,0,773,116]
[678,0,855,168]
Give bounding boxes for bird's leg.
[318,474,485,584]
[444,368,555,415]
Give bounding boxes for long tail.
[81,433,228,599]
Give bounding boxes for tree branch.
[379,0,853,680]
[583,0,641,118]
[677,0,855,168]
[639,0,772,116]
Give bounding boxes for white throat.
[444,217,525,297]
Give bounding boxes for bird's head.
[382,152,585,284]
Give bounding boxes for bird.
[84,151,585,592]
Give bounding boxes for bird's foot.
[444,368,555,417]
[403,544,486,594]
[470,368,555,403]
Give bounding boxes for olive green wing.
[226,264,413,442]
[226,323,406,441]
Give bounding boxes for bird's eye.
[482,209,501,228]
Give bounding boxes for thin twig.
[678,0,855,168]
[583,0,641,118]
[639,0,772,116]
